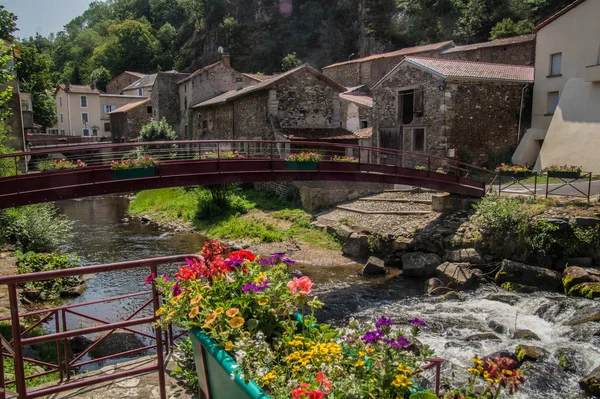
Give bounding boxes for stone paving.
[7,355,196,399]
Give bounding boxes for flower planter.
[546,171,581,179]
[499,170,531,178]
[284,161,318,170]
[190,328,270,399]
[111,166,156,180]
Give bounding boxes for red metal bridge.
[0,140,494,209]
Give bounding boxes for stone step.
[336,205,431,215]
[359,197,432,204]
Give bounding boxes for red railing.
[26,135,108,149]
[0,140,495,208]
[0,255,202,399]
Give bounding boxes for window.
[80,96,87,108]
[104,123,111,132]
[202,120,208,129]
[360,120,369,129]
[59,97,63,107]
[379,127,402,150]
[184,97,188,109]
[48,128,58,135]
[547,91,560,115]
[81,112,89,123]
[92,128,98,137]
[138,88,144,96]
[412,128,425,152]
[550,53,562,77]
[82,128,90,136]
[147,106,152,114]
[103,105,116,114]
[60,113,64,123]
[60,129,65,136]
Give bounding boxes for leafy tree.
[489,18,534,39]
[140,118,178,141]
[89,66,112,92]
[0,5,17,41]
[103,20,157,75]
[281,52,302,72]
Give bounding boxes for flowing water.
[54,195,600,398]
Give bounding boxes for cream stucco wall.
[54,88,102,136]
[513,0,600,166]
[537,78,600,173]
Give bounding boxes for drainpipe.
[517,84,528,145]
[66,92,73,136]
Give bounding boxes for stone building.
[122,74,158,97]
[150,71,190,135]
[191,64,357,144]
[106,71,147,95]
[439,34,536,66]
[340,85,372,135]
[371,57,534,164]
[108,98,153,142]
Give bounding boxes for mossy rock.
[567,282,600,299]
[442,291,462,302]
[500,282,538,293]
[563,266,600,295]
[555,348,582,373]
[567,312,600,326]
[512,329,541,341]
[515,344,549,363]
[579,365,600,397]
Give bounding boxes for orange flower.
[188,306,200,318]
[214,307,224,315]
[229,317,245,328]
[190,294,203,305]
[225,308,239,318]
[205,312,217,324]
[225,341,233,351]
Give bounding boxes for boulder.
[444,248,485,265]
[499,282,539,293]
[326,224,354,241]
[401,252,443,278]
[361,256,387,276]
[567,311,600,326]
[442,291,462,302]
[495,260,562,292]
[289,270,304,278]
[70,336,93,354]
[428,287,455,296]
[545,218,569,231]
[424,278,445,294]
[515,344,549,363]
[568,282,600,299]
[342,233,370,259]
[60,282,88,298]
[484,294,520,306]
[579,365,600,397]
[89,332,145,359]
[140,215,150,223]
[563,266,600,295]
[488,320,508,335]
[465,333,501,342]
[573,217,600,227]
[555,348,583,373]
[435,262,478,290]
[512,329,541,341]
[390,238,413,252]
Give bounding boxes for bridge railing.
[0,140,496,187]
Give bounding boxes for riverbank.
[0,246,17,319]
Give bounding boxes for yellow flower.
[214,307,224,315]
[225,308,239,318]
[167,310,177,318]
[171,294,184,304]
[366,347,375,354]
[397,364,412,374]
[229,317,245,328]
[201,285,212,291]
[242,331,251,338]
[225,341,233,351]
[188,306,200,318]
[358,351,366,357]
[205,312,217,324]
[257,297,269,306]
[261,370,277,385]
[354,360,365,367]
[219,331,230,337]
[155,307,165,316]
[391,374,412,388]
[190,294,203,305]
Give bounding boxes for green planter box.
[285,161,318,170]
[547,171,581,179]
[499,170,531,178]
[111,166,155,180]
[190,328,270,399]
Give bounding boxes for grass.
[129,188,200,224]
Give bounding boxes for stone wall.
[110,105,152,143]
[323,63,362,87]
[106,73,143,95]
[438,41,535,66]
[340,98,372,132]
[233,91,273,140]
[152,72,189,136]
[4,84,24,151]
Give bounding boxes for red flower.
[307,390,323,399]
[315,372,332,393]
[228,250,256,262]
[175,265,196,281]
[291,383,311,399]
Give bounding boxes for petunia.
[144,272,155,285]
[225,308,239,318]
[409,317,426,327]
[172,284,182,297]
[376,316,394,328]
[229,317,245,328]
[188,306,200,318]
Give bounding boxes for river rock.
[499,282,539,293]
[515,344,549,363]
[60,282,88,298]
[89,332,145,359]
[435,262,478,290]
[401,252,442,278]
[567,282,600,299]
[567,311,600,326]
[444,248,484,265]
[579,365,600,397]
[424,277,445,294]
[289,270,304,278]
[442,291,462,302]
[563,266,600,295]
[140,215,150,223]
[495,260,562,292]
[70,335,93,354]
[573,217,600,227]
[555,348,583,373]
[326,224,354,241]
[361,256,387,276]
[465,333,501,342]
[428,287,455,296]
[484,293,520,306]
[488,320,508,335]
[342,233,370,259]
[512,329,541,341]
[390,238,412,252]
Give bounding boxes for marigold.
[261,370,277,384]
[225,341,234,351]
[391,373,412,388]
[225,308,239,318]
[230,316,245,328]
[355,360,365,367]
[397,364,412,374]
[258,297,269,306]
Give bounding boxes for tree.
[0,6,17,41]
[140,118,177,141]
[89,67,112,92]
[281,52,302,72]
[103,20,157,75]
[0,41,15,176]
[489,18,534,40]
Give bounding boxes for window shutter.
[413,89,424,115]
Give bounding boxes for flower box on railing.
[498,170,532,178]
[546,171,581,179]
[111,166,156,180]
[284,160,318,170]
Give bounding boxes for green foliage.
[196,184,247,219]
[489,18,534,40]
[15,250,82,300]
[208,216,287,242]
[170,337,198,390]
[0,5,17,41]
[89,66,112,92]
[0,203,73,252]
[281,52,303,71]
[0,42,14,122]
[140,118,178,141]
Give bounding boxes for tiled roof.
[441,34,536,54]
[280,127,358,141]
[108,98,151,114]
[123,74,157,90]
[354,126,373,139]
[535,0,587,31]
[58,84,102,95]
[322,41,454,69]
[193,64,347,109]
[340,93,373,108]
[243,73,273,82]
[177,62,222,85]
[125,71,148,78]
[405,57,534,82]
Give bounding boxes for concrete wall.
[3,81,24,150]
[106,73,143,95]
[340,98,372,132]
[57,90,102,136]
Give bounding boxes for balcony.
[585,64,600,82]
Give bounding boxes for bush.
[15,250,82,300]
[170,337,198,390]
[139,118,177,141]
[196,184,246,219]
[0,203,73,252]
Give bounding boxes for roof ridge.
[406,56,534,69]
[534,0,587,31]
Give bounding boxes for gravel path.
[341,200,432,213]
[366,191,436,201]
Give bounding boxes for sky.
[3,0,93,39]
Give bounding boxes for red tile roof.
[322,41,454,69]
[442,34,536,54]
[280,127,359,141]
[58,84,103,95]
[403,57,534,83]
[535,0,587,31]
[108,98,151,114]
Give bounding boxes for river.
[55,194,600,398]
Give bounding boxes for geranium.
[331,155,359,163]
[542,164,582,173]
[197,150,245,160]
[495,163,530,173]
[287,152,320,162]
[110,157,157,170]
[287,276,313,295]
[39,158,87,171]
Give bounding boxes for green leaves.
[409,392,438,399]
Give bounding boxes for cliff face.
[357,0,396,57]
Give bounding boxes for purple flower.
[258,253,297,266]
[144,273,155,285]
[242,280,270,293]
[361,329,385,343]
[162,273,169,283]
[226,256,245,268]
[172,284,182,297]
[376,316,394,328]
[282,257,296,266]
[409,318,426,327]
[396,336,411,347]
[384,336,411,350]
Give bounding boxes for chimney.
[90,79,96,91]
[222,52,231,67]
[65,82,71,92]
[236,77,243,91]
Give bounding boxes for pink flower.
[287,276,313,295]
[144,272,155,285]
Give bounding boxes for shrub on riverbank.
[0,203,73,252]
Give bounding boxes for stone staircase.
[334,190,434,216]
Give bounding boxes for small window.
[360,120,369,129]
[60,113,64,123]
[60,129,65,136]
[103,105,116,114]
[82,128,90,136]
[147,106,152,114]
[104,123,111,132]
[138,88,144,96]
[413,128,425,152]
[202,120,208,129]
[398,89,415,124]
[184,97,188,109]
[547,91,560,115]
[80,96,87,108]
[82,113,89,123]
[550,53,562,76]
[59,97,63,107]
[92,128,98,137]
